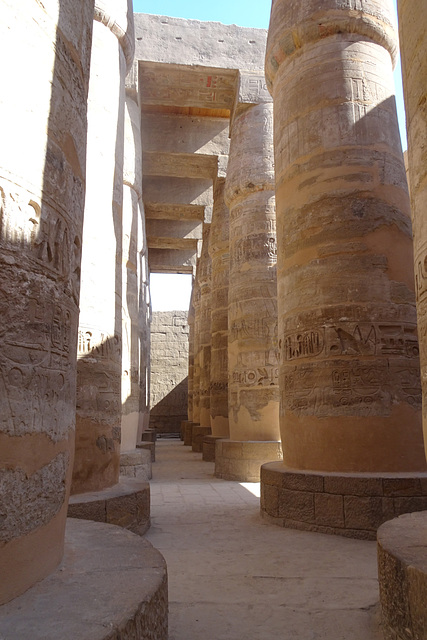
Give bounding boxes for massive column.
[72,0,135,493]
[185,263,201,445]
[209,178,230,437]
[215,73,282,481]
[261,0,427,538]
[121,86,147,452]
[398,0,427,459]
[0,0,93,603]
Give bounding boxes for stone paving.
[145,439,383,640]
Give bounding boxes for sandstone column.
[209,177,230,438]
[0,0,93,603]
[215,73,282,481]
[192,224,213,451]
[261,0,427,538]
[72,0,134,493]
[121,87,147,452]
[185,264,201,445]
[398,0,427,459]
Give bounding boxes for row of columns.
[187,0,427,535]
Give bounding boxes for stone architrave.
[261,0,427,537]
[0,0,94,604]
[191,264,202,428]
[121,91,148,452]
[72,0,135,494]
[217,75,282,481]
[209,177,230,437]
[198,224,212,431]
[398,0,427,459]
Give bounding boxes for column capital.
[230,70,272,133]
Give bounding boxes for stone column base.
[378,511,427,640]
[202,435,224,462]
[192,426,212,452]
[261,462,427,540]
[184,422,198,446]
[180,420,191,440]
[68,476,151,535]
[215,440,283,482]
[137,441,155,462]
[120,449,152,481]
[0,519,167,639]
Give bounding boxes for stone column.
[0,0,93,603]
[121,90,145,452]
[187,287,195,424]
[209,178,230,438]
[186,263,201,445]
[215,74,282,481]
[192,225,212,451]
[398,0,427,459]
[72,0,134,494]
[261,0,427,538]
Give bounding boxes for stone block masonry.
[149,311,189,435]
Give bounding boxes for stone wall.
[149,311,189,434]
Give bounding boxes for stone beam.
[147,236,198,251]
[143,151,218,179]
[145,202,205,221]
[148,249,196,274]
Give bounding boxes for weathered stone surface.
[120,448,152,481]
[0,519,168,640]
[0,0,94,605]
[398,0,427,461]
[73,1,135,495]
[209,178,230,437]
[225,101,280,443]
[68,476,150,535]
[378,511,427,640]
[266,0,425,474]
[149,311,189,435]
[261,464,427,539]
[215,440,282,482]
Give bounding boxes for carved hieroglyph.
[0,0,94,604]
[266,0,426,472]
[209,178,230,437]
[225,102,280,441]
[72,0,135,493]
[198,224,212,428]
[121,93,148,451]
[398,0,427,460]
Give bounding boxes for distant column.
[209,178,230,437]
[191,264,201,429]
[198,224,212,429]
[398,0,427,459]
[261,0,427,538]
[0,0,94,603]
[187,285,195,423]
[215,73,282,481]
[72,0,134,493]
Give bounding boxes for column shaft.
[0,0,93,603]
[198,224,212,429]
[72,0,134,493]
[209,178,230,437]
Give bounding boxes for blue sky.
[138,0,408,310]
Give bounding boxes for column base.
[137,441,156,462]
[180,420,191,440]
[261,462,427,540]
[192,426,212,452]
[378,511,427,640]
[0,519,167,639]
[120,449,152,481]
[68,476,150,535]
[215,440,283,482]
[184,422,198,446]
[202,435,224,462]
